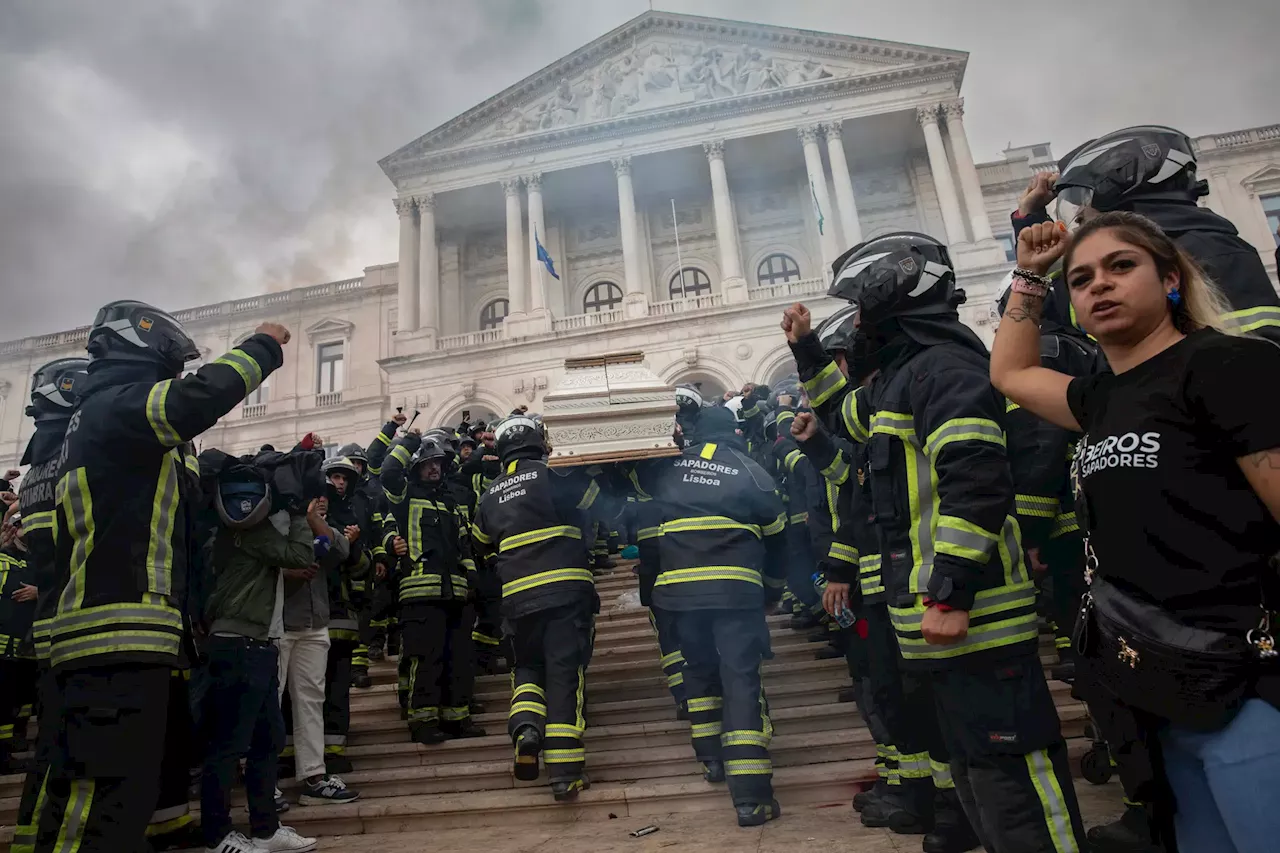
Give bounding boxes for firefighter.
[632,405,787,827]
[11,358,89,853]
[460,428,506,673]
[471,413,605,802]
[0,514,37,775]
[32,301,286,853]
[784,231,1087,853]
[364,414,410,662]
[381,434,484,745]
[334,442,385,691]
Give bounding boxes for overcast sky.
[2,0,1277,339]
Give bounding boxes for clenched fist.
[1017,171,1059,218]
[393,536,408,557]
[791,411,818,441]
[255,322,291,346]
[392,412,408,427]
[1017,221,1070,277]
[781,303,811,343]
[921,606,969,645]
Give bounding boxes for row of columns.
[394,97,994,336]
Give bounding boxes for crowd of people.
[1,123,1279,853]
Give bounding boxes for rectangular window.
[1262,193,1280,247]
[996,233,1018,263]
[245,377,269,407]
[316,342,344,394]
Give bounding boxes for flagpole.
[671,199,686,298]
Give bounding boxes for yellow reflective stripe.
[931,758,955,790]
[821,452,850,485]
[762,513,786,536]
[699,443,717,460]
[145,380,182,447]
[637,526,661,541]
[544,748,586,763]
[57,468,95,611]
[691,721,723,738]
[935,514,1000,563]
[776,410,796,430]
[1025,749,1081,853]
[841,390,871,444]
[182,451,199,477]
[546,722,584,738]
[389,445,412,465]
[662,516,762,538]
[721,730,771,748]
[144,452,179,597]
[470,522,493,545]
[924,417,1005,457]
[1050,512,1081,539]
[500,525,582,553]
[375,431,392,446]
[506,460,518,475]
[667,672,685,686]
[502,568,594,598]
[789,512,809,525]
[212,348,265,396]
[513,682,547,700]
[1224,305,1280,334]
[1016,494,1060,518]
[20,509,54,533]
[654,566,763,587]
[725,758,773,775]
[1006,399,1022,413]
[903,436,934,593]
[871,409,915,440]
[828,542,858,564]
[784,449,803,472]
[54,777,95,853]
[509,701,547,717]
[687,697,724,713]
[660,650,685,667]
[805,360,847,407]
[897,751,932,778]
[577,479,600,510]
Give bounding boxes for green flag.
[810,179,825,236]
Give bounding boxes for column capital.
[915,105,941,127]
[524,172,543,192]
[942,98,965,121]
[415,192,436,212]
[820,121,844,140]
[611,156,632,177]
[501,178,523,197]
[703,139,726,161]
[797,124,823,145]
[393,196,416,217]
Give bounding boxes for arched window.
[669,267,712,299]
[756,253,802,286]
[583,281,623,313]
[479,298,508,330]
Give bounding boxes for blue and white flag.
[535,228,560,280]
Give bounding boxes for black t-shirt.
[1067,329,1280,633]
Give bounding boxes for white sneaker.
[207,830,259,853]
[253,825,318,852]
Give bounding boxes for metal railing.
[315,391,343,408]
[242,403,268,419]
[437,328,504,349]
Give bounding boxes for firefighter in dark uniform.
[335,442,385,691]
[364,415,409,661]
[786,232,1087,853]
[30,301,285,853]
[381,433,484,745]
[11,358,89,853]
[0,519,37,774]
[461,428,507,673]
[472,414,604,802]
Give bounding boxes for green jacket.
[207,513,315,640]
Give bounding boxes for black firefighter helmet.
[1054,125,1203,225]
[335,443,369,474]
[494,413,547,464]
[828,232,959,325]
[27,357,90,418]
[815,303,860,356]
[86,299,200,377]
[410,437,452,478]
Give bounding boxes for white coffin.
[542,351,681,468]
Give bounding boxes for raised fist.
[392,412,408,427]
[791,411,818,441]
[781,303,811,343]
[1016,221,1071,277]
[1018,172,1059,218]
[255,322,291,346]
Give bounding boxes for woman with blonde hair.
[991,210,1280,852]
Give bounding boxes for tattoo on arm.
[1004,304,1042,323]
[1245,449,1280,470]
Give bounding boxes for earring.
[1167,289,1182,307]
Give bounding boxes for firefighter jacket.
[323,489,372,642]
[619,465,663,606]
[472,453,603,620]
[636,438,788,612]
[362,421,403,564]
[17,422,66,663]
[364,420,399,481]
[461,451,502,507]
[770,417,815,542]
[793,330,1036,666]
[50,334,282,673]
[381,433,476,607]
[0,547,36,659]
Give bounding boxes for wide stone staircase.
[0,563,1089,842]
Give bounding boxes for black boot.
[736,799,782,827]
[852,780,888,812]
[513,725,542,782]
[368,646,385,662]
[675,702,689,721]
[806,629,829,644]
[351,671,373,689]
[702,760,726,783]
[861,787,930,834]
[470,699,487,715]
[837,687,860,703]
[410,723,449,746]
[790,612,820,630]
[552,774,590,801]
[923,789,981,853]
[1087,804,1161,852]
[442,719,487,739]
[815,645,844,660]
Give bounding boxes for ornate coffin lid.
[542,351,681,467]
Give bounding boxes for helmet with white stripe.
[27,357,90,417]
[86,300,200,377]
[828,232,957,324]
[1054,126,1202,226]
[494,412,547,464]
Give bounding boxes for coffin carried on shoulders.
[542,351,681,468]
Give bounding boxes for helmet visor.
[1054,185,1095,230]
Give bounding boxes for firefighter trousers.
[648,606,685,708]
[931,655,1088,853]
[0,657,38,767]
[146,671,196,843]
[472,574,505,667]
[323,637,355,768]
[399,602,477,732]
[1043,534,1086,662]
[507,602,592,783]
[31,663,170,853]
[13,664,57,853]
[861,605,905,792]
[359,576,397,652]
[675,608,775,808]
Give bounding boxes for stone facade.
[1,12,1277,472]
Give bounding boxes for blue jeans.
[201,636,285,847]
[1159,698,1280,853]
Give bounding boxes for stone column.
[822,121,863,249]
[917,105,966,245]
[416,193,438,340]
[941,100,994,242]
[525,173,549,315]
[502,178,527,319]
[395,197,420,334]
[799,125,840,275]
[704,140,747,301]
[613,157,648,318]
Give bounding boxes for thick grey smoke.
[1,0,1276,339]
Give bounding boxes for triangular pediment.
[1242,164,1280,190]
[305,317,355,340]
[380,12,966,179]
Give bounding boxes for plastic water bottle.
[811,572,856,629]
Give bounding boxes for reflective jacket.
[472,456,602,620]
[381,433,475,607]
[50,334,282,672]
[637,438,788,612]
[17,425,66,663]
[323,489,372,641]
[795,331,1036,666]
[0,547,35,659]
